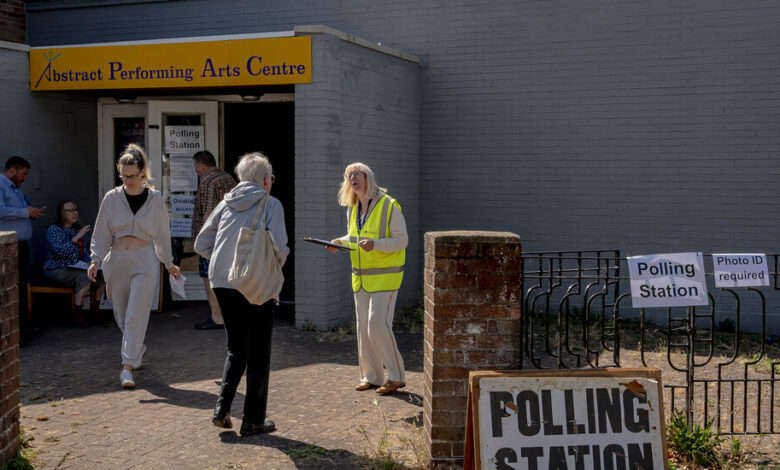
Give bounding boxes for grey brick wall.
[20,0,780,330]
[294,31,421,329]
[24,0,780,253]
[0,45,99,267]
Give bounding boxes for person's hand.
[168,265,182,280]
[327,239,341,253]
[74,225,91,241]
[358,239,374,252]
[28,206,45,219]
[87,262,99,282]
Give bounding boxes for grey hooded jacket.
[194,181,289,289]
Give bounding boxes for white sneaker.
[132,345,147,371]
[120,369,135,388]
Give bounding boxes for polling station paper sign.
[627,252,708,308]
[712,254,769,288]
[467,369,666,470]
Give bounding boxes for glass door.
[148,100,219,301]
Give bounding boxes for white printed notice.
[712,254,769,288]
[169,154,198,192]
[165,126,204,154]
[627,252,708,308]
[171,194,195,215]
[170,217,192,238]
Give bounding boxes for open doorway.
[223,101,295,313]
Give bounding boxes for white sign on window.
[627,252,708,308]
[169,154,198,192]
[712,253,769,288]
[170,217,192,238]
[165,125,203,153]
[171,194,195,215]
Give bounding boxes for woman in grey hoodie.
[194,152,288,436]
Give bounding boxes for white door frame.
[146,100,219,192]
[97,100,147,198]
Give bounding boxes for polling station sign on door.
[465,369,667,470]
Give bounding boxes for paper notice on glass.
[165,125,203,154]
[170,217,193,238]
[170,154,198,192]
[170,273,187,299]
[171,194,195,215]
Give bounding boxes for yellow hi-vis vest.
[347,194,405,292]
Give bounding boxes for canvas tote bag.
[227,195,284,305]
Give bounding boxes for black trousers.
[213,288,274,425]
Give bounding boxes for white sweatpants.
[354,289,405,384]
[103,245,160,368]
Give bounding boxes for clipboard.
[302,237,354,251]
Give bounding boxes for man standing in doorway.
[0,156,46,325]
[192,150,236,330]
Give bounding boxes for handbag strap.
[249,195,269,231]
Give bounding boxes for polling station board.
[467,368,666,470]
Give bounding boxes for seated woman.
[43,199,105,326]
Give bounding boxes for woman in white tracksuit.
[329,162,408,395]
[88,144,181,389]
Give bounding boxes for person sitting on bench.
[43,199,105,326]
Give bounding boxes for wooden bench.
[26,280,97,324]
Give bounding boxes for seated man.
[43,199,105,326]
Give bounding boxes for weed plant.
[2,427,35,470]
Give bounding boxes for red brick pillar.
[423,231,522,468]
[0,232,20,467]
[0,0,26,44]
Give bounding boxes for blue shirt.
[44,225,89,270]
[0,174,32,241]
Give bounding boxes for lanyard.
[356,199,372,232]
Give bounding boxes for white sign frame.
[468,368,667,470]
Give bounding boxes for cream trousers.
[354,289,405,384]
[103,245,159,368]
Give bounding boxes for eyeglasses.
[64,208,79,213]
[346,171,364,179]
[267,174,275,183]
[120,172,142,181]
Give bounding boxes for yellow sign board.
[30,36,311,91]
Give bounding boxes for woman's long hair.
[116,143,152,185]
[337,162,386,207]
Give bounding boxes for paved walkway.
[18,302,426,469]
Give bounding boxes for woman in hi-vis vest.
[328,163,408,395]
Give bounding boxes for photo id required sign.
[467,369,666,470]
[627,252,708,308]
[712,253,769,288]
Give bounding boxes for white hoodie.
[194,181,289,289]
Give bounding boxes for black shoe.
[240,419,275,436]
[212,406,232,429]
[195,318,224,330]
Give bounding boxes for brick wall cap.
[425,231,520,244]
[0,232,17,244]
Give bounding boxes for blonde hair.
[337,162,386,207]
[116,143,152,184]
[235,152,272,184]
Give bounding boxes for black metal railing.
[520,251,780,434]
